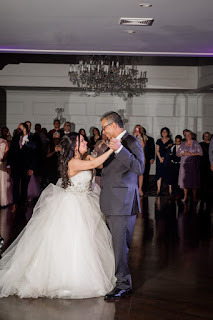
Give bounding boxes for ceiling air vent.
[119,18,154,26]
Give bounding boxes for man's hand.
[27,170,34,176]
[109,138,121,151]
[7,168,11,175]
[211,164,213,172]
[150,159,154,165]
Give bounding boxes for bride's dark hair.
[59,132,80,189]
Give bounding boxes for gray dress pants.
[106,214,137,290]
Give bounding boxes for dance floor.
[0,196,213,320]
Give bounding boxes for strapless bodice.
[59,170,93,194]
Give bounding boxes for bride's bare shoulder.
[85,154,93,161]
[68,157,91,176]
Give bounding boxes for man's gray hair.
[101,111,123,128]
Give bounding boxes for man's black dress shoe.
[104,288,132,300]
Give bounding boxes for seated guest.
[169,135,182,199]
[63,122,71,136]
[0,138,13,207]
[89,127,101,151]
[133,125,147,196]
[48,119,64,140]
[7,123,36,212]
[79,128,89,143]
[177,130,203,202]
[200,132,212,200]
[156,127,173,195]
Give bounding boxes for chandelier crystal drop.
[68,57,148,99]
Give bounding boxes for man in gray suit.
[100,111,144,300]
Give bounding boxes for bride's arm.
[69,148,113,172]
[85,154,103,169]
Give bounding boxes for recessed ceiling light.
[125,30,136,34]
[140,3,152,7]
[120,18,154,26]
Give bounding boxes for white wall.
[6,90,213,139]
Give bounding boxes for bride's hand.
[109,138,121,152]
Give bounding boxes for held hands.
[183,151,191,156]
[55,145,62,152]
[160,157,164,163]
[109,138,121,152]
[27,170,34,176]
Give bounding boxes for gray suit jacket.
[100,131,144,216]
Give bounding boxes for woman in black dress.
[156,127,173,195]
[89,127,101,152]
[41,131,61,188]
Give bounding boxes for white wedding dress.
[0,170,116,299]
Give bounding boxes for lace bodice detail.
[57,170,93,194]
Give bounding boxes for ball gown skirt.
[0,171,116,299]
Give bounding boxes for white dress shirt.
[114,130,126,154]
[20,134,29,146]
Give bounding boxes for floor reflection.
[0,195,213,320]
[0,296,115,320]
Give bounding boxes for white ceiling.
[1,0,213,56]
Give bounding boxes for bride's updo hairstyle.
[59,132,80,189]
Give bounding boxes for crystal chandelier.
[68,57,148,99]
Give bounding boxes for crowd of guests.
[0,120,213,211]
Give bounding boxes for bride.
[0,133,116,299]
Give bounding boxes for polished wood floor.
[0,196,213,320]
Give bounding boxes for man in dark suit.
[142,127,155,194]
[7,122,36,212]
[100,112,144,300]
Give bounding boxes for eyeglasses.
[102,122,113,131]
